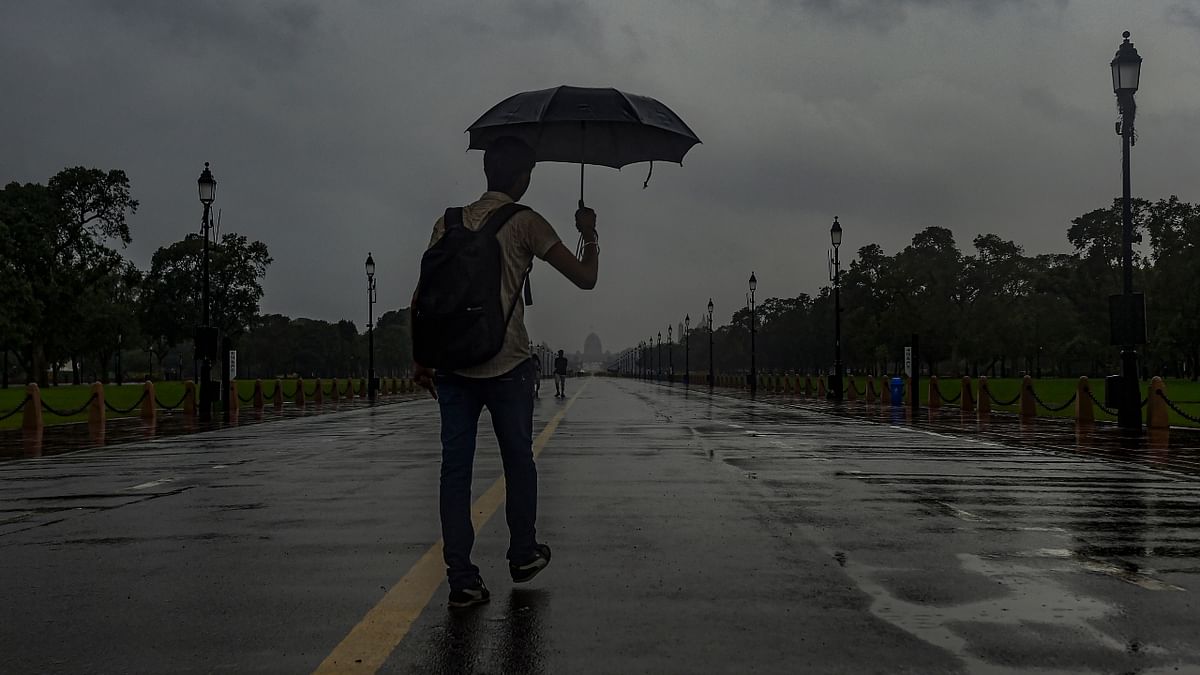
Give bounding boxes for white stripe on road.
[127,478,174,490]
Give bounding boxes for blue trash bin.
[889,377,904,405]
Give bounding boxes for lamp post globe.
[1111,31,1142,93]
[1110,31,1145,431]
[366,252,377,402]
[196,162,217,422]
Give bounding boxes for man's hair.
[484,136,536,193]
[557,350,564,356]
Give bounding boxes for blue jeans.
[435,359,538,590]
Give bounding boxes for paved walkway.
[2,378,1199,673]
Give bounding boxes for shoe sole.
[448,596,490,609]
[511,547,552,584]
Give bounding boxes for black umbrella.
[467,85,700,206]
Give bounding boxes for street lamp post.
[668,325,674,384]
[197,163,217,423]
[684,314,690,387]
[366,253,377,402]
[708,298,714,388]
[1111,31,1145,431]
[749,273,757,396]
[829,217,844,403]
[657,332,662,382]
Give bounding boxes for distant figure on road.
[531,351,542,398]
[411,136,600,609]
[554,350,569,398]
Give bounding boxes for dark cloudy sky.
[3,1,1199,357]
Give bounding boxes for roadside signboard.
[229,351,237,380]
[904,347,912,377]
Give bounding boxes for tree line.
[0,166,406,387]
[658,196,1200,380]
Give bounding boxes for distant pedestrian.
[554,350,569,398]
[411,136,600,609]
[531,351,542,398]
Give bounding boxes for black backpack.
[412,203,530,370]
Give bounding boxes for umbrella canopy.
[466,86,700,170]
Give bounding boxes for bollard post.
[254,379,264,409]
[141,381,157,423]
[295,378,305,406]
[228,380,239,416]
[866,376,877,404]
[817,375,827,398]
[1076,376,1095,424]
[360,378,367,399]
[1020,375,1036,418]
[1147,376,1169,429]
[184,381,197,417]
[977,376,991,418]
[330,378,340,403]
[87,382,105,427]
[273,379,284,409]
[881,377,892,406]
[23,383,44,432]
[960,376,974,412]
[847,375,857,402]
[928,376,941,411]
[316,378,326,405]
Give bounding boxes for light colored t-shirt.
[427,191,562,378]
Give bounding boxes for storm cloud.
[2,0,1197,357]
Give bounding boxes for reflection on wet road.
[2,378,1199,673]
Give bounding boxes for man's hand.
[412,362,438,400]
[575,206,597,240]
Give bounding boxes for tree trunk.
[33,344,48,387]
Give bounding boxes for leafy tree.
[140,232,272,359]
[0,168,137,385]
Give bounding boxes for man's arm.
[545,207,599,290]
[409,288,438,400]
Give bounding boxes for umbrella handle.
[578,162,585,209]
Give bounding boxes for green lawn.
[0,378,402,430]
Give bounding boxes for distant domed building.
[583,333,603,360]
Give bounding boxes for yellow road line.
[313,381,588,674]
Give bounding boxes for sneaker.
[510,543,552,583]
[448,577,490,609]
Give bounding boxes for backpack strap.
[480,202,536,307]
[480,202,530,237]
[444,207,464,230]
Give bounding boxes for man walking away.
[412,136,600,609]
[531,350,542,399]
[554,350,569,398]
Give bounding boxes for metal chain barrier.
[988,389,1021,407]
[851,383,865,397]
[41,392,99,417]
[304,383,318,397]
[155,391,189,411]
[104,389,150,414]
[1027,385,1077,413]
[282,385,297,398]
[938,389,962,404]
[1158,390,1200,425]
[261,384,278,400]
[237,389,255,403]
[1085,388,1118,416]
[0,395,32,423]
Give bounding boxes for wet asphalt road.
[2,377,1200,674]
